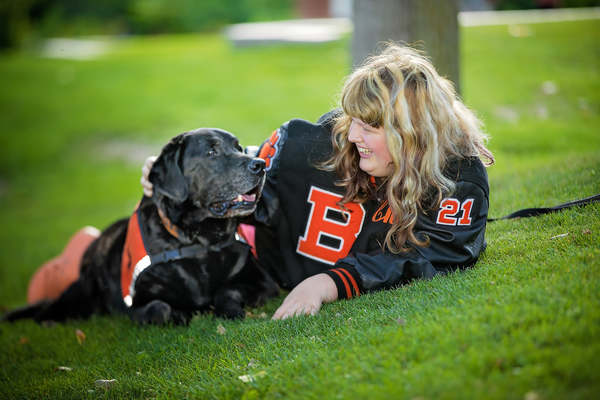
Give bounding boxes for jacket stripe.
[338,268,360,297]
[330,268,352,299]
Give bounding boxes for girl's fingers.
[272,303,287,320]
[272,302,319,320]
[141,156,157,197]
[273,302,295,320]
[141,176,153,197]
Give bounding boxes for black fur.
[3,128,278,325]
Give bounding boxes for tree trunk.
[352,0,460,93]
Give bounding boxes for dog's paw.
[216,306,246,320]
[214,289,246,319]
[133,300,172,325]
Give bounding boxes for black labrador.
[4,128,278,325]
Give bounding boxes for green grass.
[1,20,599,399]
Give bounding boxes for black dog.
[4,128,278,325]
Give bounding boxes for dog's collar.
[157,208,181,239]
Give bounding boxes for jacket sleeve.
[251,110,338,227]
[248,123,289,227]
[323,180,489,299]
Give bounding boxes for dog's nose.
[248,158,265,174]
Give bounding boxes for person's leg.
[27,226,100,304]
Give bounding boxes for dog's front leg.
[129,300,192,325]
[130,300,172,325]
[214,288,246,319]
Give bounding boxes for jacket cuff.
[324,264,362,300]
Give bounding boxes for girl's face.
[348,118,394,177]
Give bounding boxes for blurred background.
[1,0,598,49]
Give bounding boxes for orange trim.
[258,130,281,170]
[331,269,352,299]
[338,268,360,296]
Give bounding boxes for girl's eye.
[352,117,378,131]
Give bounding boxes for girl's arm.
[326,178,489,300]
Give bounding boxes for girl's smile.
[356,145,372,157]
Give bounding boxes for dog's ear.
[149,134,189,203]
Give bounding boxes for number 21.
[436,198,474,226]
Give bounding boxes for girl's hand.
[272,273,338,320]
[141,156,157,197]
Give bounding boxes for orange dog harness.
[120,208,151,307]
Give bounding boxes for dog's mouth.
[208,184,261,217]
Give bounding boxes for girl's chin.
[359,160,377,174]
[359,161,392,177]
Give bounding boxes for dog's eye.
[207,145,219,157]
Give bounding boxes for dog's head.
[149,128,265,228]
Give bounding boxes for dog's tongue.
[235,193,256,203]
[242,193,256,202]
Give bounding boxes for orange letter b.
[296,187,365,265]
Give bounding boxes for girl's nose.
[348,122,361,143]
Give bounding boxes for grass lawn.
[0,19,599,399]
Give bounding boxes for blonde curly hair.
[324,44,494,253]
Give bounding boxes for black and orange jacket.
[252,112,489,300]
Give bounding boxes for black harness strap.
[487,193,600,222]
[150,244,209,264]
[149,236,237,264]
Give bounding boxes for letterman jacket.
[252,112,490,300]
